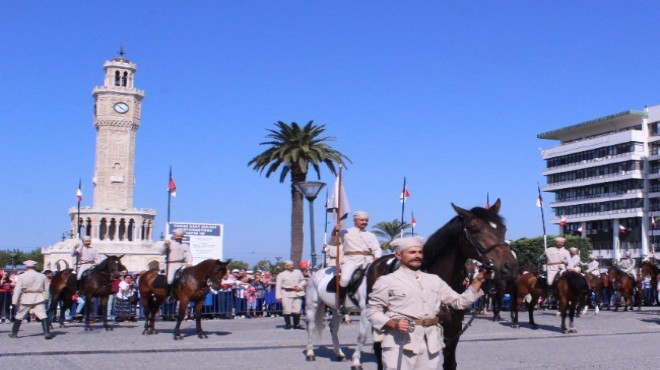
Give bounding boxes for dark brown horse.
[555,271,589,334]
[48,268,76,327]
[583,272,605,315]
[511,272,547,329]
[607,266,637,311]
[80,255,126,331]
[483,276,518,322]
[641,261,660,300]
[138,259,228,339]
[368,199,517,370]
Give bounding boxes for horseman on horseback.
[541,237,570,291]
[160,228,193,303]
[617,250,637,282]
[328,211,382,309]
[586,255,600,276]
[71,236,99,295]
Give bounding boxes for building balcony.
[543,170,643,191]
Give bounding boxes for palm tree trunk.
[290,174,306,264]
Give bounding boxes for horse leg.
[528,296,538,330]
[194,301,207,339]
[100,296,112,331]
[84,296,93,331]
[350,309,370,370]
[329,310,346,361]
[173,300,184,340]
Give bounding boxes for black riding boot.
[8,319,21,338]
[293,314,305,330]
[76,279,82,296]
[165,284,174,303]
[338,286,348,314]
[283,314,292,329]
[42,318,53,340]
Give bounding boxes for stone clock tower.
[91,51,143,209]
[42,50,164,272]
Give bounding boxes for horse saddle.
[326,267,365,295]
[153,274,168,289]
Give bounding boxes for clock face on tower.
[114,102,129,114]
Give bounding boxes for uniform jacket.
[330,227,382,265]
[72,245,99,274]
[275,269,305,299]
[567,254,583,272]
[161,240,193,265]
[619,257,635,274]
[12,269,49,305]
[367,267,483,355]
[544,247,568,271]
[587,260,600,276]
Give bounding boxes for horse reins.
[462,227,509,269]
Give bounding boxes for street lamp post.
[9,252,17,273]
[295,181,326,270]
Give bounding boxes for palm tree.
[372,219,412,252]
[248,121,351,264]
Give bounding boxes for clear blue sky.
[2,2,660,266]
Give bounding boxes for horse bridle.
[462,226,509,269]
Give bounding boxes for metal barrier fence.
[46,290,284,322]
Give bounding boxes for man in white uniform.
[367,237,488,370]
[8,260,53,339]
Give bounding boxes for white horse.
[305,266,371,370]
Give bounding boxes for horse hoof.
[511,324,519,329]
[142,331,148,335]
[336,355,346,362]
[570,328,578,333]
[105,327,113,331]
[350,365,363,370]
[85,327,92,331]
[563,329,570,334]
[174,335,183,341]
[306,355,316,362]
[531,325,538,330]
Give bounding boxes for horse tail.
[305,272,325,338]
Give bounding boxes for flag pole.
[77,178,82,239]
[400,176,406,238]
[335,166,343,309]
[167,166,173,225]
[537,183,547,251]
[411,211,415,237]
[323,187,329,268]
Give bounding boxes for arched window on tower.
[114,71,121,86]
[121,71,128,87]
[85,218,92,238]
[109,218,117,241]
[119,218,126,241]
[128,219,135,242]
[100,218,108,240]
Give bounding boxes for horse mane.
[422,216,463,269]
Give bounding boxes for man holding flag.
[329,211,382,306]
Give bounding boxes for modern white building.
[538,104,660,261]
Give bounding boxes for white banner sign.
[167,222,223,265]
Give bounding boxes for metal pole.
[308,200,317,269]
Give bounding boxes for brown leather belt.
[344,251,373,256]
[413,318,439,326]
[547,262,564,265]
[22,290,45,294]
[167,259,186,263]
[282,287,297,292]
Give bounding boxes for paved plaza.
[1,307,659,369]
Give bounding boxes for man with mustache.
[367,236,489,370]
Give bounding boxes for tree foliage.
[248,121,351,264]
[371,219,412,252]
[0,248,43,271]
[510,235,593,268]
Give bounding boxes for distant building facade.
[538,105,660,262]
[42,52,164,272]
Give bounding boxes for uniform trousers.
[281,296,302,315]
[382,345,441,370]
[14,302,48,321]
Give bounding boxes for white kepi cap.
[391,236,425,253]
[23,260,38,268]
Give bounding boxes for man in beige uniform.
[8,260,53,339]
[542,237,569,286]
[275,261,306,330]
[71,235,99,293]
[160,228,193,301]
[368,237,488,370]
[329,211,382,303]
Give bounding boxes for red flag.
[485,193,491,209]
[619,224,626,234]
[169,178,177,197]
[411,213,417,228]
[76,180,82,202]
[559,216,567,226]
[400,187,410,203]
